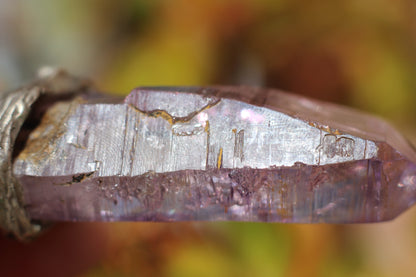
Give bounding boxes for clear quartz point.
[12,86,416,223]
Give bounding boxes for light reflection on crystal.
[197,112,208,123]
[240,108,264,124]
[398,164,416,190]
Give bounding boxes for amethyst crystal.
[12,87,416,223]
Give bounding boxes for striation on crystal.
[12,86,416,223]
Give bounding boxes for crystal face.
[12,86,416,223]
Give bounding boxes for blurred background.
[2,0,416,276]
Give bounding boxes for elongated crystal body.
[13,87,416,223]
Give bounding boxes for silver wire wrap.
[0,69,90,239]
